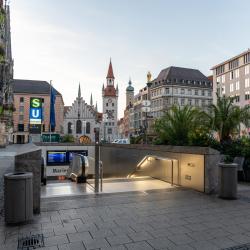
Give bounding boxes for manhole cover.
[222,243,250,250]
[17,234,44,249]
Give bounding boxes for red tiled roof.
[103,86,116,97]
[106,60,115,79]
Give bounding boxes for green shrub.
[61,134,75,143]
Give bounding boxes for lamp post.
[103,114,108,142]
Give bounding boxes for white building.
[63,84,101,143]
[102,60,119,142]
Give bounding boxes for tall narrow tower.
[102,59,119,142]
[126,78,134,107]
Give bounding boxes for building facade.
[149,66,212,119]
[12,79,64,143]
[63,84,101,143]
[102,60,119,142]
[211,49,250,108]
[0,2,14,145]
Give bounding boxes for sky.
[10,0,250,118]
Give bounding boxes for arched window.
[86,122,90,134]
[76,120,82,134]
[68,122,72,134]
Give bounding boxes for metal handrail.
[130,155,179,186]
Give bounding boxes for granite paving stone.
[44,234,69,247]
[58,241,86,250]
[146,236,176,249]
[82,238,110,249]
[125,241,154,249]
[106,234,132,246]
[67,231,92,243]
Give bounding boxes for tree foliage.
[154,105,208,145]
[206,95,250,143]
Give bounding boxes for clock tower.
[102,59,119,142]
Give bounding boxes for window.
[174,98,178,104]
[86,122,90,134]
[188,99,192,105]
[18,124,24,132]
[19,115,24,121]
[235,69,239,78]
[216,65,225,75]
[235,95,240,102]
[245,78,250,88]
[195,99,199,106]
[244,53,250,64]
[108,128,112,134]
[221,75,225,83]
[112,103,114,107]
[222,86,225,95]
[245,65,250,75]
[20,97,24,102]
[202,100,205,107]
[165,88,169,94]
[229,59,239,70]
[216,77,220,84]
[181,89,185,95]
[181,98,185,105]
[68,122,72,134]
[42,124,45,132]
[245,91,250,100]
[195,89,198,95]
[106,103,108,107]
[236,81,240,90]
[202,90,205,96]
[230,71,234,80]
[230,83,234,92]
[19,106,24,113]
[208,90,212,96]
[76,120,82,134]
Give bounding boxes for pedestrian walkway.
[2,185,250,249]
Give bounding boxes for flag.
[50,84,56,131]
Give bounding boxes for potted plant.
[218,155,238,199]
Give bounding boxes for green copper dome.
[126,79,134,92]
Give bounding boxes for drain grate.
[17,234,44,249]
[222,243,250,250]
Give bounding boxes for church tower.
[102,59,119,142]
[126,78,134,107]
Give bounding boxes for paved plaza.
[1,185,250,250]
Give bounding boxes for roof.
[106,60,115,79]
[64,106,70,115]
[151,66,211,88]
[12,79,62,95]
[211,48,250,70]
[103,86,117,97]
[126,79,134,92]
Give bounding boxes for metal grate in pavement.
[222,243,250,250]
[17,234,44,249]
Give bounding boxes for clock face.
[108,98,112,103]
[106,110,114,119]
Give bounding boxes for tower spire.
[78,83,81,98]
[106,58,115,79]
[95,101,98,111]
[90,93,93,106]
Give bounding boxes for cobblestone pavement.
[1,186,250,250]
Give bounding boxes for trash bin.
[4,172,33,224]
[218,163,237,199]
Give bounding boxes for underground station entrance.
[41,153,179,199]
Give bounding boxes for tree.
[154,105,207,145]
[206,95,250,143]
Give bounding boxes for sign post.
[94,128,100,193]
[141,100,151,144]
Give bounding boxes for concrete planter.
[218,163,238,199]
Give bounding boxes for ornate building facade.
[102,60,119,142]
[64,84,101,143]
[0,2,14,146]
